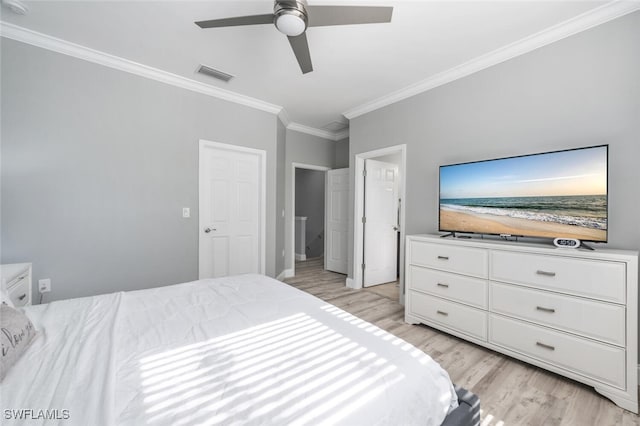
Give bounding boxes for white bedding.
[2,274,457,425]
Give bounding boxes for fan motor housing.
[274,0,309,32]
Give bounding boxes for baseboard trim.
[295,253,306,261]
[276,269,294,281]
[346,277,355,289]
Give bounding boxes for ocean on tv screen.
[439,195,607,241]
[439,146,608,241]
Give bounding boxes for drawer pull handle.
[436,310,448,316]
[18,294,26,301]
[536,306,555,313]
[536,270,556,277]
[437,283,449,288]
[437,256,449,260]
[536,341,555,351]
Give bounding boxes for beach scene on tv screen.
[439,146,607,242]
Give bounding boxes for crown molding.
[334,129,349,141]
[344,1,640,120]
[287,122,342,141]
[278,109,292,128]
[279,106,349,140]
[0,21,350,141]
[0,21,283,115]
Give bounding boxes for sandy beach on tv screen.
[440,209,606,241]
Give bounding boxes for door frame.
[351,144,407,302]
[198,139,267,278]
[291,163,331,276]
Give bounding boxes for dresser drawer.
[409,291,487,340]
[8,275,30,307]
[409,265,487,308]
[409,240,488,278]
[491,251,625,303]
[490,315,625,389]
[490,282,625,346]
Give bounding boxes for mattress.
[2,274,458,425]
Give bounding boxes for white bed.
[3,274,458,425]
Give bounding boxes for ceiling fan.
[195,1,393,74]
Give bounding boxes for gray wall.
[295,169,325,258]
[349,12,640,356]
[335,137,350,168]
[284,129,337,271]
[1,39,280,301]
[349,12,640,281]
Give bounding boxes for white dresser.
[405,234,638,413]
[1,263,32,307]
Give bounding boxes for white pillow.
[0,304,39,381]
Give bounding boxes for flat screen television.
[439,145,608,242]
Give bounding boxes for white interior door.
[325,168,349,274]
[199,141,265,279]
[363,159,398,287]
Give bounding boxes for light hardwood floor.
[284,258,639,426]
[365,280,399,300]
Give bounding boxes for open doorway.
[352,145,407,304]
[295,168,325,261]
[291,163,330,276]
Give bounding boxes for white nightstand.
[1,263,32,307]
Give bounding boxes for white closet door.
[325,168,349,274]
[199,142,265,278]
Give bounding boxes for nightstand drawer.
[8,275,30,307]
[409,265,487,308]
[490,282,625,346]
[2,263,32,307]
[409,240,488,278]
[409,291,487,340]
[490,315,625,389]
[491,251,625,303]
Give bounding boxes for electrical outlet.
[182,207,190,218]
[38,278,51,293]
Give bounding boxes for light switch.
[182,207,190,218]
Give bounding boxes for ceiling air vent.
[322,121,349,132]
[196,64,234,82]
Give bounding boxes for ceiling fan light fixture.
[275,10,307,36]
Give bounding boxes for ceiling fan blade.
[287,33,313,74]
[307,6,393,27]
[195,14,274,29]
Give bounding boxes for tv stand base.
[440,232,473,239]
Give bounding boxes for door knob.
[204,227,216,233]
[393,226,398,231]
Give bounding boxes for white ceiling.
[1,0,632,136]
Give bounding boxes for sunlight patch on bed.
[139,311,407,424]
[142,323,347,405]
[140,317,327,388]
